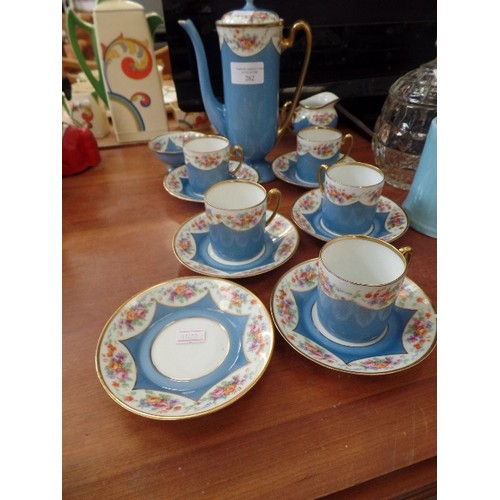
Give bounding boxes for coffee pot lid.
[219,0,280,24]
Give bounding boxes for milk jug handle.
[65,9,108,107]
[277,20,312,139]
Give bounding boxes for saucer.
[271,151,354,188]
[96,276,274,419]
[173,211,299,278]
[270,259,436,375]
[292,190,409,243]
[163,163,259,202]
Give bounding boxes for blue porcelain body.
[220,43,279,182]
[316,291,395,344]
[186,161,230,195]
[209,222,265,262]
[403,117,437,238]
[321,199,377,234]
[297,151,340,183]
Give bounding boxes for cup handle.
[229,145,245,176]
[337,133,354,162]
[265,188,282,226]
[317,164,329,196]
[399,246,413,265]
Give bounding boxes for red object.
[62,124,101,176]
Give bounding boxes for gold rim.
[183,134,229,155]
[323,160,385,189]
[319,235,409,287]
[297,125,342,142]
[204,179,266,211]
[216,20,284,28]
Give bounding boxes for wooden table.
[62,124,437,499]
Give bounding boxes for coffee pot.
[179,0,312,182]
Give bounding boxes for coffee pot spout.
[178,19,227,136]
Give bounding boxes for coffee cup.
[317,161,384,235]
[183,135,244,195]
[204,180,281,263]
[315,235,412,346]
[296,126,353,183]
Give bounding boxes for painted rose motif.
[297,140,339,158]
[118,302,150,330]
[219,27,275,56]
[188,152,224,170]
[311,111,336,125]
[325,184,354,204]
[290,262,318,288]
[206,374,246,402]
[324,182,382,206]
[311,143,335,157]
[138,392,183,412]
[102,343,134,388]
[319,263,402,309]
[297,192,319,212]
[206,206,265,230]
[274,287,298,328]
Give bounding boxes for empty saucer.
[96,276,274,419]
[173,211,299,278]
[271,151,354,188]
[292,189,409,243]
[163,163,259,202]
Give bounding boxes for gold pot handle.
[277,20,312,139]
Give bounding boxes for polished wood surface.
[62,125,437,499]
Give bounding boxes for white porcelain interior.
[327,164,384,187]
[184,136,229,154]
[298,127,342,143]
[320,237,406,285]
[205,181,265,210]
[299,91,339,108]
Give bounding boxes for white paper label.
[230,62,264,85]
[176,329,206,344]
